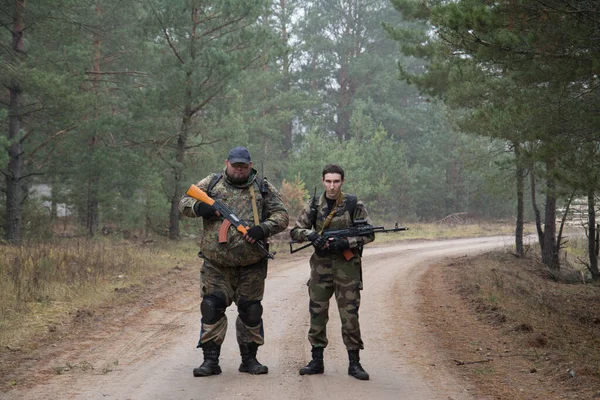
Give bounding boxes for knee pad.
[201,294,226,324]
[238,300,263,327]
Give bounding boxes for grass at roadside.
[1,223,599,398]
[446,249,600,398]
[1,222,521,351]
[0,238,199,352]
[0,222,584,365]
[377,221,522,241]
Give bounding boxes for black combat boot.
[299,346,324,375]
[239,342,268,374]
[347,349,369,380]
[193,341,222,377]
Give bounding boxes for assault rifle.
[289,219,408,260]
[186,185,275,260]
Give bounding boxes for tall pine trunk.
[279,0,293,162]
[514,141,524,256]
[167,7,199,241]
[335,23,351,142]
[5,0,26,245]
[541,176,559,269]
[533,160,559,270]
[587,190,599,280]
[168,122,186,240]
[336,62,351,142]
[530,162,560,270]
[87,171,99,236]
[86,0,103,237]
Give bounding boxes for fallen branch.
[453,358,493,365]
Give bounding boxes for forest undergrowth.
[432,247,600,399]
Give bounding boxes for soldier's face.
[225,161,252,183]
[322,173,344,199]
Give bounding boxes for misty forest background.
[1,0,599,277]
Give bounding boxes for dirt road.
[4,236,514,400]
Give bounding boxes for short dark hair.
[322,164,345,180]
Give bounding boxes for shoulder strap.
[258,176,269,197]
[249,185,260,225]
[207,173,222,197]
[310,193,357,228]
[345,194,358,224]
[209,173,268,199]
[309,193,318,229]
[320,193,345,233]
[208,172,269,221]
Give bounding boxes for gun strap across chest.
[248,185,260,225]
[319,193,344,234]
[208,173,263,243]
[314,193,357,232]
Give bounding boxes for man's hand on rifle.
[244,225,265,244]
[327,237,350,252]
[307,231,327,250]
[194,201,219,219]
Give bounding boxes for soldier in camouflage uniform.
[179,146,289,377]
[290,164,374,380]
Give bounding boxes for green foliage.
[387,0,600,268]
[0,0,531,244]
[287,110,415,221]
[280,174,310,220]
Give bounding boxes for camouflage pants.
[198,257,267,347]
[306,251,364,350]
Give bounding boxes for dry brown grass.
[1,222,512,351]
[4,223,598,397]
[0,238,198,353]
[447,250,600,398]
[385,221,523,241]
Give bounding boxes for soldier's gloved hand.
[246,225,265,241]
[193,201,218,219]
[307,231,327,250]
[328,237,350,252]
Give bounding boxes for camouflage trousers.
[197,257,267,347]
[306,251,364,351]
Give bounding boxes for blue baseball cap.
[227,146,251,165]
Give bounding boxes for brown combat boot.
[347,349,369,380]
[193,341,222,377]
[299,346,324,375]
[239,342,268,374]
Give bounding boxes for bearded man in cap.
[179,146,289,377]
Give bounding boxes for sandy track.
[4,236,513,400]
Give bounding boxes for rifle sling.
[319,192,356,261]
[319,192,344,233]
[211,173,262,243]
[249,185,260,225]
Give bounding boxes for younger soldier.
[180,146,289,377]
[290,164,374,380]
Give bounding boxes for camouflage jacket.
[179,168,289,267]
[290,192,374,258]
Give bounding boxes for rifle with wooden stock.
[186,184,275,260]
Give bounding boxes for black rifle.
[290,219,408,259]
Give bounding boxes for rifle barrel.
[288,224,408,254]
